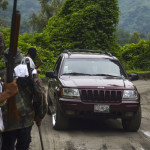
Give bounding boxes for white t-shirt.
[14,56,37,78]
[13,64,37,78]
[21,57,35,69]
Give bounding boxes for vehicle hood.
[59,76,135,89]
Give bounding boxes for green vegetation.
[41,0,119,54]
[29,0,64,32]
[1,0,150,35]
[121,40,150,71]
[0,0,8,10]
[0,27,57,74]
[0,0,119,75]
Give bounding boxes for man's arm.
[0,80,18,103]
[32,77,47,126]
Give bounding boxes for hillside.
[118,0,150,34]
[1,0,150,34]
[0,0,40,32]
[1,0,40,21]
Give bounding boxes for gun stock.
[36,60,43,69]
[7,0,21,122]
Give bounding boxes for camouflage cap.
[0,32,5,54]
[2,48,25,64]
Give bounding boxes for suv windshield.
[61,58,126,78]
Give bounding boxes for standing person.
[0,32,18,150]
[27,47,41,73]
[21,47,41,73]
[27,47,37,61]
[1,48,47,150]
[21,47,45,127]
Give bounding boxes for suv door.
[48,56,63,104]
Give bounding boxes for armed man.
[0,0,47,149]
[0,46,47,150]
[0,18,47,150]
[0,32,18,150]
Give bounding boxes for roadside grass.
[126,70,150,74]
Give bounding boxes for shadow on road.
[63,117,124,133]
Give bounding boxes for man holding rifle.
[0,0,47,148]
[0,48,47,150]
[0,32,18,149]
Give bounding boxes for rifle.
[7,0,21,121]
[36,60,43,69]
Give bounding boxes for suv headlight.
[61,88,80,99]
[122,90,138,101]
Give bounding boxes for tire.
[52,103,69,130]
[122,106,141,132]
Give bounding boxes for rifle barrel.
[7,0,20,83]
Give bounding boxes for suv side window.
[54,56,62,76]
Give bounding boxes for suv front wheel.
[122,106,141,132]
[52,102,69,130]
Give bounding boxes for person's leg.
[16,126,32,150]
[2,130,17,150]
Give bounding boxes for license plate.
[94,104,109,113]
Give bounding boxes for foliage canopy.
[41,0,119,54]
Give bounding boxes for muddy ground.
[29,79,150,150]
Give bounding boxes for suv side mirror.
[46,71,56,78]
[128,73,139,81]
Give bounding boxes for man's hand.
[36,68,41,73]
[4,80,18,98]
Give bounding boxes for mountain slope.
[1,0,150,34]
[1,0,40,22]
[118,0,150,33]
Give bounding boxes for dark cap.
[28,47,37,60]
[0,32,5,54]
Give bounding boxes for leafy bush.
[121,40,150,70]
[0,28,57,75]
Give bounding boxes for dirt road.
[30,79,150,150]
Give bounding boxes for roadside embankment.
[137,73,150,79]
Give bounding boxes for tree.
[129,31,141,44]
[121,40,150,70]
[29,0,64,32]
[140,32,146,39]
[0,0,8,26]
[0,0,8,10]
[41,0,119,54]
[115,28,130,45]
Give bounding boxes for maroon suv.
[46,50,141,131]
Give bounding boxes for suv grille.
[80,89,122,103]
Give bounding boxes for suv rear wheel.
[122,106,141,132]
[52,102,69,130]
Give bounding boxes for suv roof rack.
[64,49,113,57]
